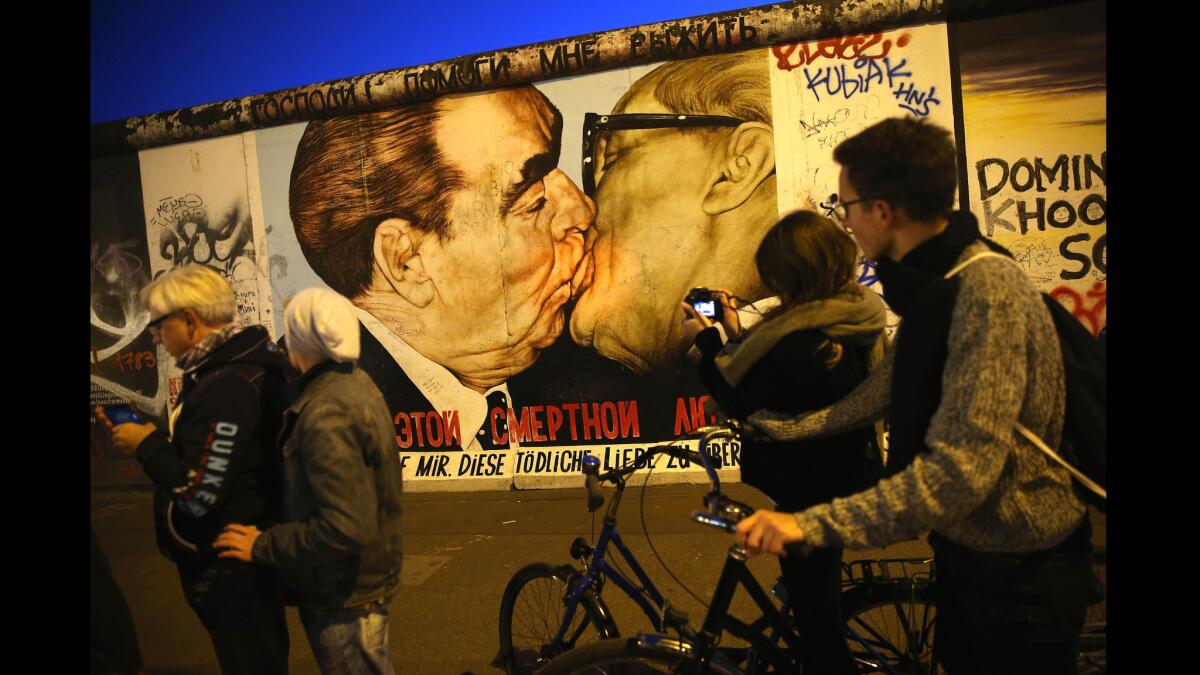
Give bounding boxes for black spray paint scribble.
[152,194,255,277]
[269,253,288,281]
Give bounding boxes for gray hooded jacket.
[252,361,403,609]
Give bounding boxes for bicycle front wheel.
[539,637,742,675]
[842,583,936,675]
[500,562,616,675]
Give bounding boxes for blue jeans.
[299,601,394,675]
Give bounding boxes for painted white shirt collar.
[353,306,514,452]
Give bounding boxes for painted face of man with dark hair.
[360,87,596,392]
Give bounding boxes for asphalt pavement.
[91,483,1105,675]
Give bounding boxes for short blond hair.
[616,50,772,126]
[139,265,237,326]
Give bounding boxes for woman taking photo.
[681,209,887,675]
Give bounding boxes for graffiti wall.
[957,2,1107,339]
[91,153,159,485]
[90,0,1106,489]
[771,21,955,337]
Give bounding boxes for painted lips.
[570,224,599,300]
[570,248,595,299]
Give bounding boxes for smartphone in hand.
[103,404,144,425]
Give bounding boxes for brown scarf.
[714,286,887,386]
[175,321,248,372]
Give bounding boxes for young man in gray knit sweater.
[738,118,1094,674]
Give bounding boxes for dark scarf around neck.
[874,211,985,317]
[876,210,1004,476]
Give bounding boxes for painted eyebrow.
[498,151,557,217]
[498,95,564,218]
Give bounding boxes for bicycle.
[499,423,936,674]
[498,440,705,674]
[839,558,935,674]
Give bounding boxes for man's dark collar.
[895,211,982,275]
[875,211,982,316]
[188,325,269,374]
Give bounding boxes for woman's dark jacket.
[695,326,881,512]
[135,325,295,562]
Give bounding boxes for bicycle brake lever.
[582,455,605,512]
[692,511,737,532]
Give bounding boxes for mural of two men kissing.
[273,50,777,480]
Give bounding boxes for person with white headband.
[216,287,404,675]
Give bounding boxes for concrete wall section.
[89,0,1106,490]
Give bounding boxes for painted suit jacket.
[354,316,708,453]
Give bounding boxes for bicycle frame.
[583,523,666,629]
[688,544,803,671]
[659,426,917,675]
[535,426,926,675]
[551,470,668,650]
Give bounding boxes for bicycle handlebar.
[580,423,737,507]
[580,421,809,556]
[689,423,811,558]
[583,463,604,512]
[690,510,810,558]
[581,443,699,513]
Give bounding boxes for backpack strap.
[943,251,1013,279]
[1014,424,1107,500]
[944,249,1107,503]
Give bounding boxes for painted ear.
[373,218,434,308]
[702,122,775,215]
